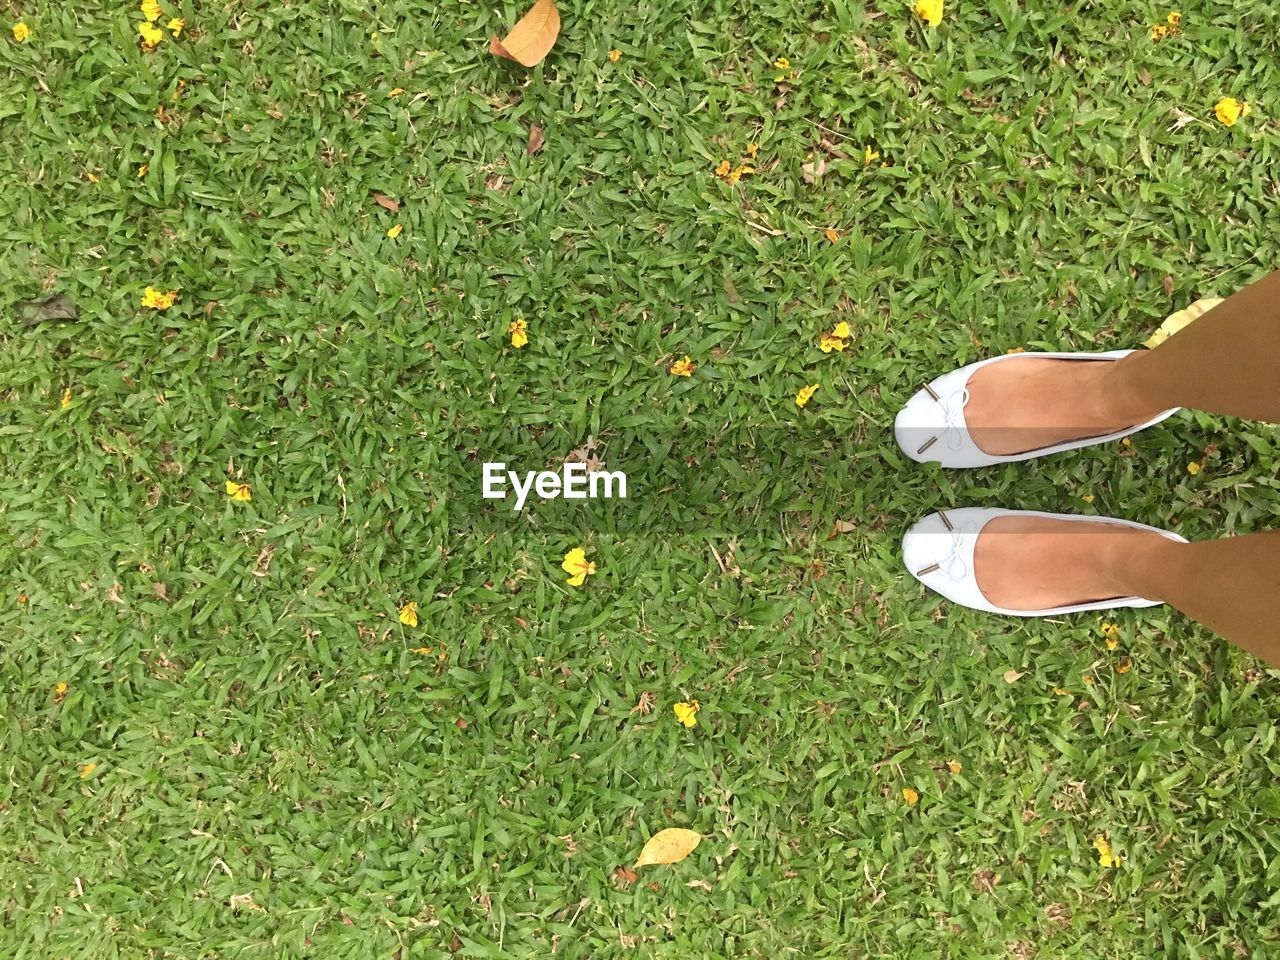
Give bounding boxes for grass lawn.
[3,0,1280,956]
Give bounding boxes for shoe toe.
[894,390,944,463]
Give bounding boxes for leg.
[962,270,1280,455]
[974,520,1280,668]
[1120,530,1280,668]
[1105,270,1280,423]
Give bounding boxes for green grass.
[3,0,1280,956]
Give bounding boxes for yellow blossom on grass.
[796,383,819,407]
[13,21,30,42]
[773,56,790,71]
[1102,621,1121,649]
[1167,11,1181,26]
[1053,687,1070,696]
[714,159,731,177]
[1116,657,1132,674]
[946,760,962,774]
[399,601,419,627]
[609,48,621,63]
[864,145,880,166]
[141,0,163,22]
[914,0,943,27]
[139,20,164,49]
[726,164,754,184]
[673,700,699,728]
[85,170,100,183]
[832,321,851,339]
[53,681,69,703]
[1214,97,1250,127]
[669,355,695,377]
[137,163,149,177]
[167,17,184,36]
[819,334,846,353]
[61,388,72,408]
[746,142,759,158]
[1187,461,1202,475]
[561,547,597,587]
[386,223,403,238]
[1081,493,1095,503]
[1094,834,1120,868]
[225,480,252,502]
[141,286,178,310]
[509,318,528,348]
[387,87,406,97]
[411,646,432,655]
[824,227,840,243]
[902,787,920,806]
[1149,24,1168,39]
[80,763,98,779]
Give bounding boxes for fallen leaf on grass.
[613,865,638,886]
[527,123,545,155]
[635,828,702,868]
[1002,669,1024,684]
[1143,297,1223,348]
[826,518,857,539]
[801,155,827,184]
[371,192,399,212]
[490,0,559,67]
[16,294,79,326]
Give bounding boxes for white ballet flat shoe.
[894,350,1180,468]
[902,507,1187,617]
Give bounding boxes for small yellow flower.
[509,318,528,348]
[561,547,597,587]
[386,223,403,238]
[669,355,695,377]
[53,681,69,703]
[773,56,790,71]
[61,387,72,408]
[1167,10,1181,26]
[608,48,621,63]
[745,142,759,158]
[1214,97,1250,127]
[140,286,178,310]
[832,321,852,339]
[946,760,962,774]
[1053,687,1071,696]
[1187,461,1202,475]
[818,334,846,354]
[137,163,149,177]
[726,164,754,184]
[1149,23,1168,39]
[167,17,184,36]
[17,593,27,605]
[1116,657,1132,675]
[1081,493,1095,503]
[795,383,819,408]
[1094,834,1120,868]
[673,700,699,728]
[824,227,840,243]
[914,0,943,27]
[85,171,101,183]
[387,87,406,97]
[224,480,252,502]
[411,646,433,655]
[902,787,920,806]
[399,601,419,627]
[141,0,163,23]
[139,20,164,49]
[80,762,98,779]
[1083,674,1095,686]
[1121,437,1132,448]
[714,159,731,177]
[12,21,30,42]
[864,144,881,166]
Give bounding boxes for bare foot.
[964,358,1167,456]
[974,515,1171,610]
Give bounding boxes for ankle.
[1107,532,1181,599]
[1098,354,1174,424]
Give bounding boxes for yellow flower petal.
[561,548,597,587]
[399,601,419,627]
[832,321,852,339]
[1214,97,1247,127]
[1094,834,1120,868]
[224,480,252,502]
[141,0,163,23]
[1187,461,1202,475]
[80,762,98,779]
[902,786,920,806]
[913,0,943,27]
[795,383,820,408]
[138,20,164,48]
[673,700,699,728]
[508,319,528,348]
[167,17,185,36]
[608,48,621,63]
[386,223,403,238]
[141,286,178,310]
[946,760,962,774]
[61,387,72,408]
[13,21,30,42]
[669,356,695,376]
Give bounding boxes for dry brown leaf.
[1002,669,1024,684]
[801,155,827,184]
[826,519,857,539]
[634,827,702,868]
[527,123,545,156]
[372,192,400,213]
[613,865,638,886]
[490,0,560,67]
